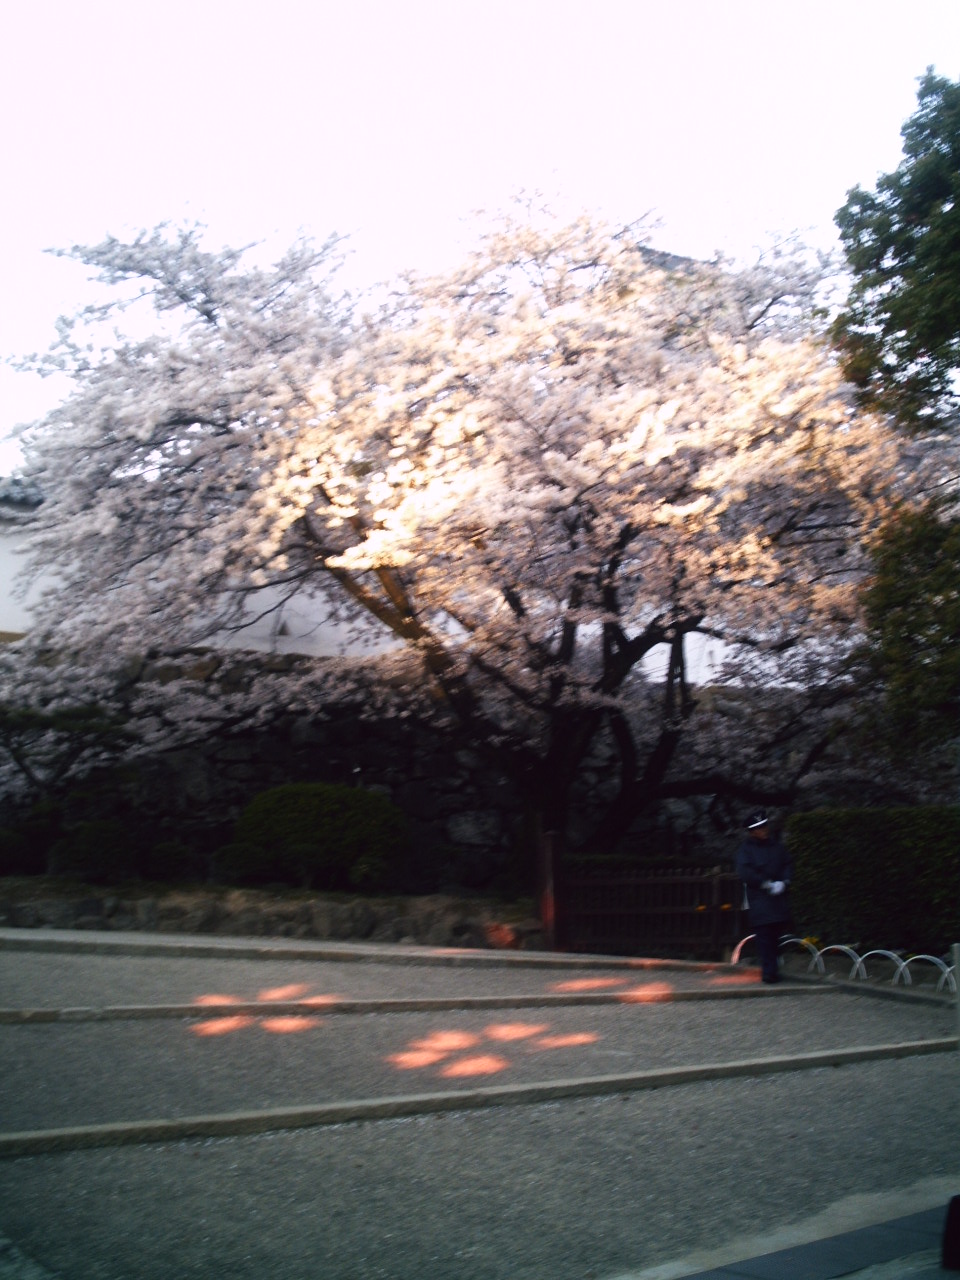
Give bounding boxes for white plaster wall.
[0,523,394,656]
[0,521,720,680]
[0,526,42,634]
[221,586,396,657]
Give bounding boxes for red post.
[539,829,557,951]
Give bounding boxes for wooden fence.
[557,861,745,960]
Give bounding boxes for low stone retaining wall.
[0,882,546,951]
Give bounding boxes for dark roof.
[0,476,43,522]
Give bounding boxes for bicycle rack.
[731,934,958,994]
[814,944,864,980]
[730,933,821,970]
[893,953,956,992]
[853,950,904,981]
[779,935,823,973]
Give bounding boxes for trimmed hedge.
[47,819,139,883]
[220,782,410,892]
[0,826,43,877]
[786,806,960,954]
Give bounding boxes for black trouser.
[753,920,784,982]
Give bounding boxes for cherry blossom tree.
[9,214,951,861]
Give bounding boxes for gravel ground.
[0,937,957,1280]
[0,990,954,1131]
[1,942,952,1010]
[0,1057,957,1280]
[0,949,732,1009]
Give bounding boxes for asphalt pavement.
[0,926,958,1280]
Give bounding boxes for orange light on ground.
[186,989,338,1037]
[438,1055,510,1078]
[190,1015,256,1036]
[550,977,627,992]
[533,1032,599,1049]
[258,983,312,1002]
[410,1030,481,1053]
[617,981,676,1003]
[385,1018,606,1078]
[260,1016,324,1034]
[707,972,761,986]
[482,1022,549,1042]
[386,1049,448,1069]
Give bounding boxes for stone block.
[395,781,436,819]
[36,901,78,928]
[370,916,407,943]
[180,901,221,933]
[446,811,501,846]
[136,899,159,928]
[9,903,40,927]
[344,902,377,940]
[425,920,455,946]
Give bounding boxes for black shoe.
[762,974,781,985]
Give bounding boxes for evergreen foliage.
[225,782,410,891]
[47,818,138,883]
[787,806,960,953]
[861,503,960,752]
[833,69,960,431]
[0,826,39,876]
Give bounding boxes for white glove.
[761,880,773,891]
[770,880,785,895]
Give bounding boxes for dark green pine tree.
[861,503,960,752]
[833,69,960,433]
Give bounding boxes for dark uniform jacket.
[735,834,793,927]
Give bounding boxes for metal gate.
[557,861,744,959]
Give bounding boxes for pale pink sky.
[2,0,959,469]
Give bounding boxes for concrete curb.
[0,984,835,1024]
[0,926,727,962]
[2,1036,955,1158]
[614,1193,956,1280]
[0,927,726,970]
[4,927,953,1005]
[816,975,957,1009]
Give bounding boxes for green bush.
[47,819,139,883]
[0,800,64,876]
[0,826,43,876]
[139,840,203,883]
[787,806,960,953]
[224,782,410,892]
[213,841,286,887]
[32,768,205,884]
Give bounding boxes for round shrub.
[212,841,286,887]
[229,782,410,892]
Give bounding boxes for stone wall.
[1,646,737,891]
[117,649,731,884]
[0,882,546,950]
[128,710,529,891]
